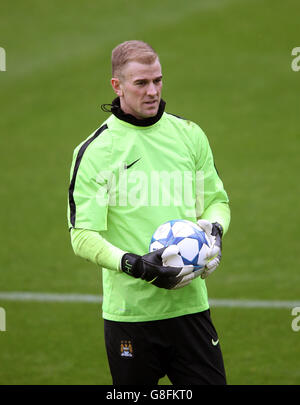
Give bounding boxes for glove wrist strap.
[121,253,142,278]
[212,222,223,238]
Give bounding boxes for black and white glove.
[197,220,223,279]
[121,247,195,290]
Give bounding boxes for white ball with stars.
[149,219,211,270]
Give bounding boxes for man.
[68,40,230,385]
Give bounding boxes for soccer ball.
[149,219,211,270]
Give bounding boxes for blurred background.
[0,0,299,385]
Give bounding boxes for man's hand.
[197,220,223,279]
[121,247,195,290]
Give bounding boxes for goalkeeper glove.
[121,247,195,290]
[197,220,223,279]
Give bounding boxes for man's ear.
[111,78,123,97]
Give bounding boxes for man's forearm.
[70,228,125,271]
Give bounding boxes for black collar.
[101,97,166,127]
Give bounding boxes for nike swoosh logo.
[212,338,219,346]
[125,158,141,170]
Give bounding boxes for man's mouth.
[144,100,158,106]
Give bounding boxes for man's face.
[112,59,163,120]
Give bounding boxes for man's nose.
[147,82,157,96]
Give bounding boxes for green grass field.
[1,0,300,385]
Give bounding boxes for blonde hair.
[111,40,159,78]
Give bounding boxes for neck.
[110,97,166,127]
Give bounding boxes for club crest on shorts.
[120,340,134,358]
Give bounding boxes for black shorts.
[104,309,226,385]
